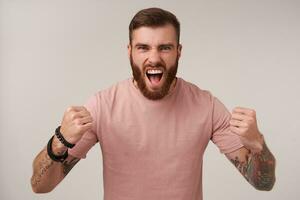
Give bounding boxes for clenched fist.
[60,106,93,145]
[229,107,264,153]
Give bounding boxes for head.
[128,8,182,100]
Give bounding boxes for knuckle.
[86,110,91,116]
[70,113,77,120]
[67,106,74,112]
[74,118,81,125]
[250,109,256,116]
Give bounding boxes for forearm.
[246,141,276,190]
[231,141,276,191]
[31,136,79,193]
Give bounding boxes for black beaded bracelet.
[55,126,75,149]
[47,135,68,162]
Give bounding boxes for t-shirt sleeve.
[210,97,243,154]
[68,94,99,159]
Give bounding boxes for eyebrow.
[134,43,149,47]
[159,43,175,48]
[134,43,175,48]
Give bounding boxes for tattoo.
[31,149,54,187]
[62,157,80,176]
[31,148,80,189]
[230,142,276,191]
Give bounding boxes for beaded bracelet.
[55,126,75,149]
[47,135,68,162]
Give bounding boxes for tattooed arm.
[31,135,80,193]
[31,106,94,193]
[225,141,276,191]
[226,107,276,190]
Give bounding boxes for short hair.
[129,7,180,44]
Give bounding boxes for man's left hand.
[229,107,264,153]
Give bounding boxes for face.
[128,24,182,100]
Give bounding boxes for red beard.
[130,54,178,100]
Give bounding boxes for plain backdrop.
[1,0,300,199]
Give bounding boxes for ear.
[127,44,131,59]
[177,44,182,58]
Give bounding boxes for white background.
[1,0,300,199]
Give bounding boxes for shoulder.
[87,78,131,108]
[179,78,214,103]
[93,78,130,98]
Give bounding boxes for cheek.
[132,53,147,65]
[131,51,145,62]
[163,55,178,67]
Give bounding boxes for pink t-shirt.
[69,77,243,200]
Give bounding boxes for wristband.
[55,126,75,149]
[47,135,68,162]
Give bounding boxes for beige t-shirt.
[69,77,243,200]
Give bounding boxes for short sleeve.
[210,97,243,154]
[68,94,99,159]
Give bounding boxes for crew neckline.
[128,77,181,104]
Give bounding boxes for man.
[31,7,276,200]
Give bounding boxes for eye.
[137,45,149,51]
[159,45,172,51]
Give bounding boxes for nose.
[147,49,161,66]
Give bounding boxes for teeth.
[147,69,163,74]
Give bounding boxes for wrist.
[55,126,75,149]
[250,133,264,154]
[52,135,68,155]
[47,135,68,162]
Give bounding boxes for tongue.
[149,74,161,85]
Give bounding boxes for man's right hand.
[60,106,93,145]
[31,106,91,193]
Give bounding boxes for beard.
[130,54,179,100]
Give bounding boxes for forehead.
[131,24,177,45]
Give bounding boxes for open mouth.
[146,69,163,86]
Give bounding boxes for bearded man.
[31,7,276,200]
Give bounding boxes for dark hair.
[129,7,180,44]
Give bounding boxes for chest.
[100,104,212,159]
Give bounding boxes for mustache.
[143,63,166,70]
